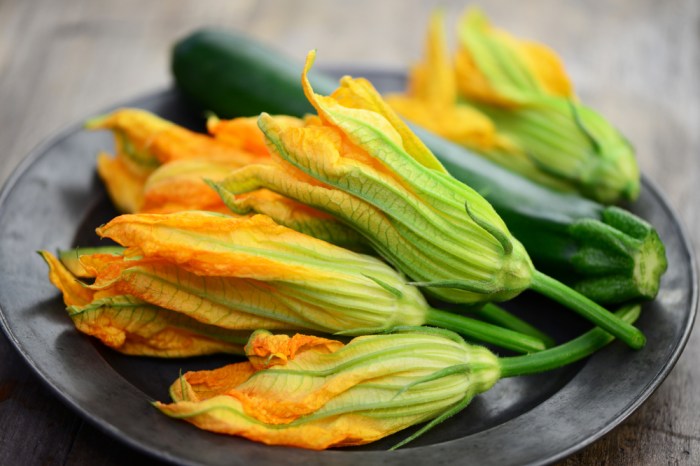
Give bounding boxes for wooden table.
[1,0,697,464]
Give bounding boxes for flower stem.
[426,307,547,354]
[474,303,555,347]
[498,303,641,378]
[531,270,646,350]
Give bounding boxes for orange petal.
[88,108,262,166]
[170,361,256,402]
[244,330,343,369]
[39,251,95,306]
[156,331,495,449]
[140,158,241,214]
[514,39,573,98]
[207,115,302,158]
[301,51,447,174]
[96,152,147,213]
[387,96,498,151]
[68,295,249,357]
[155,396,398,449]
[409,9,457,105]
[96,212,341,282]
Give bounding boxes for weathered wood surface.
[0,0,697,464]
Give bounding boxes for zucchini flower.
[87,108,366,251]
[454,9,640,203]
[86,108,263,213]
[39,250,249,357]
[212,51,645,349]
[86,108,266,213]
[90,211,547,353]
[156,303,640,449]
[454,10,572,107]
[386,10,507,154]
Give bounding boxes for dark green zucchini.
[173,29,337,118]
[171,29,667,304]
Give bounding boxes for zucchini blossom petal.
[39,250,249,357]
[86,108,265,212]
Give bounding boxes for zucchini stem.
[474,303,555,347]
[531,270,646,350]
[499,303,641,377]
[426,307,547,354]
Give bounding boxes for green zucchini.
[173,29,336,118]
[171,29,667,304]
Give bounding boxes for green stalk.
[499,303,640,377]
[530,271,645,350]
[391,303,640,450]
[474,303,555,347]
[399,303,639,447]
[425,307,546,354]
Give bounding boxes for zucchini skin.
[171,29,667,304]
[173,29,337,118]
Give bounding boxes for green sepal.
[473,97,640,204]
[465,201,512,255]
[409,279,502,296]
[362,274,404,298]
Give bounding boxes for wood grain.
[0,0,697,464]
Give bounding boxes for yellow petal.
[39,251,95,306]
[155,395,394,449]
[89,109,273,215]
[387,96,498,150]
[228,189,369,252]
[96,212,336,282]
[302,51,448,174]
[68,295,249,357]
[514,39,573,98]
[455,9,573,106]
[408,9,457,105]
[384,10,513,154]
[84,256,336,331]
[42,250,246,357]
[207,115,302,158]
[88,108,261,166]
[454,43,514,106]
[244,330,343,369]
[97,152,147,213]
[140,158,242,214]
